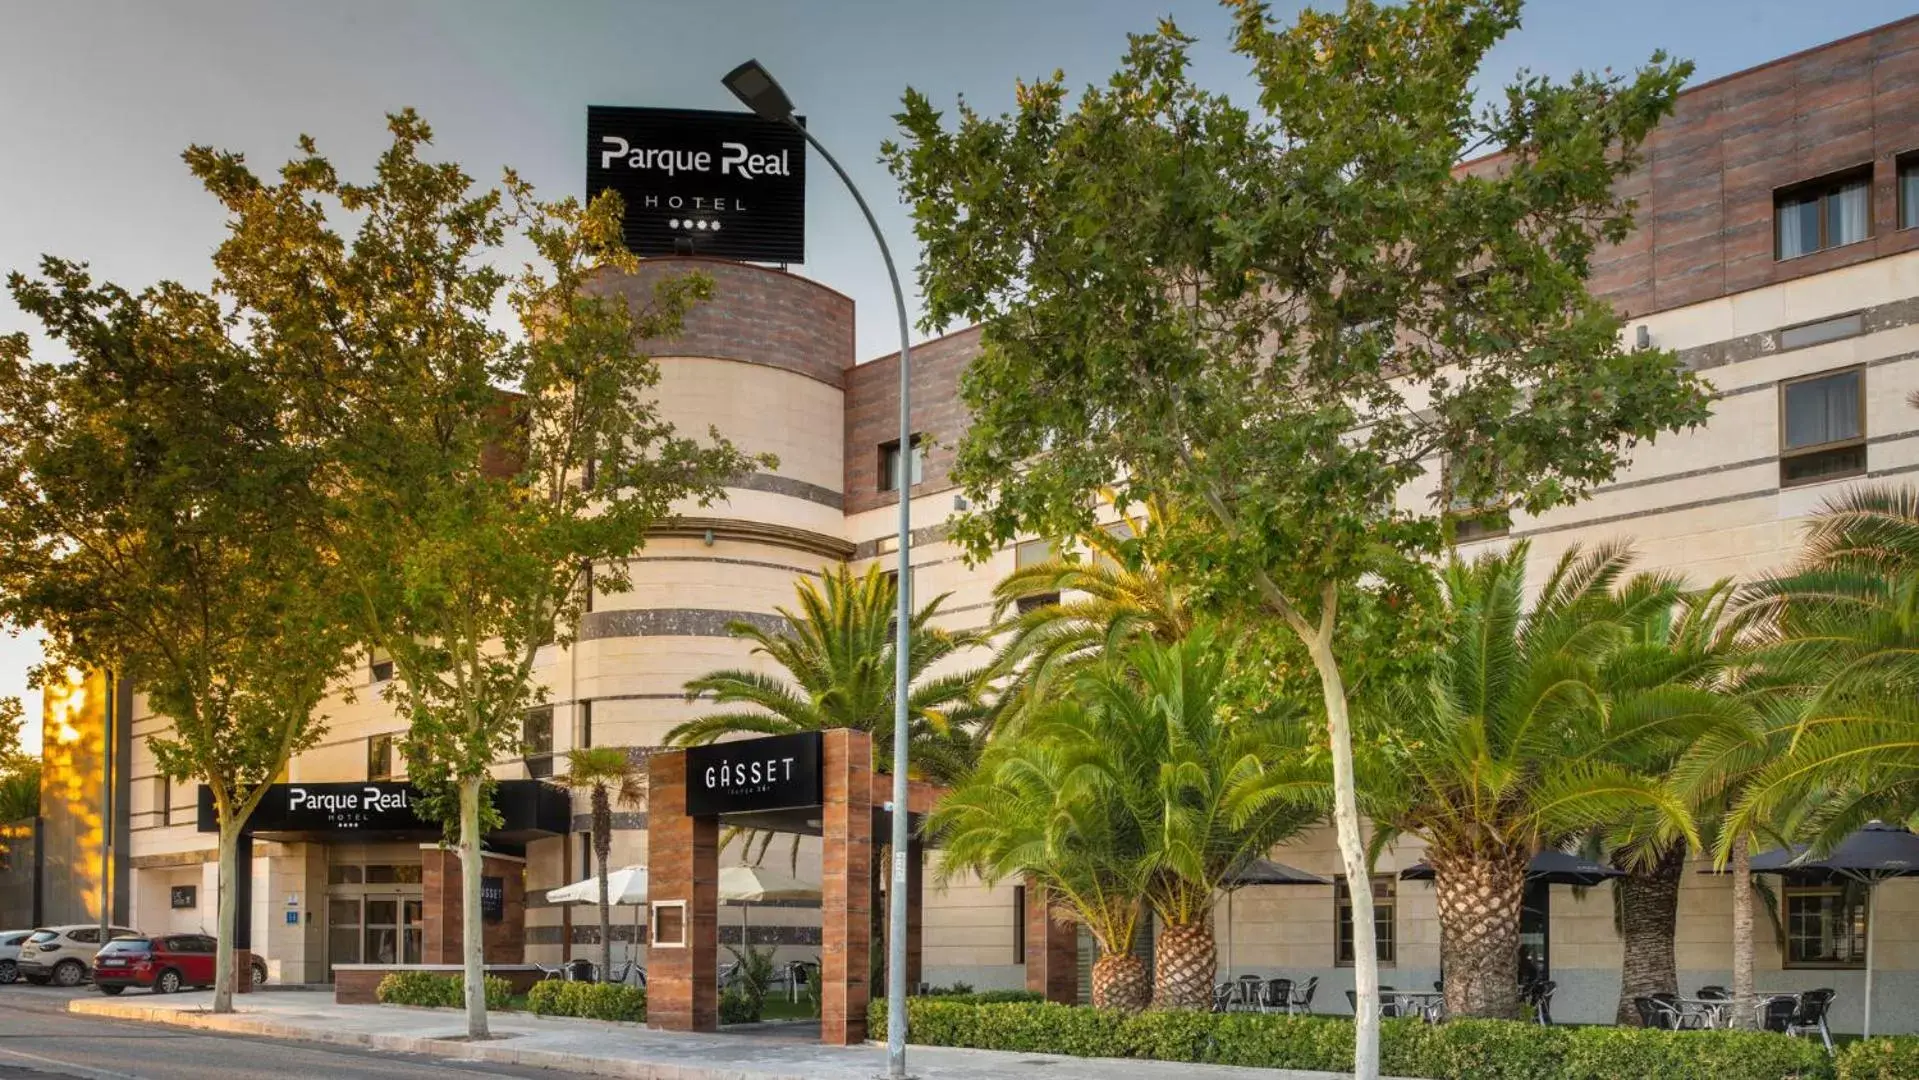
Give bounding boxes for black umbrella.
[1748,821,1919,1038]
[1219,858,1330,976]
[1399,849,1625,888]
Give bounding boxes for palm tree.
[1356,543,1703,1020]
[555,746,646,980]
[938,627,1323,1011]
[670,564,989,783]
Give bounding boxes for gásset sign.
[685,731,823,816]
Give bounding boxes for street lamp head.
[722,60,796,124]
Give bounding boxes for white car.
[0,930,29,984]
[17,924,141,987]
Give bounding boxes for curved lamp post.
[723,59,915,1079]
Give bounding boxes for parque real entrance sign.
[586,105,806,263]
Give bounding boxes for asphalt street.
[0,986,562,1079]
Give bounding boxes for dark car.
[92,934,218,995]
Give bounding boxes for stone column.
[1025,880,1078,1004]
[645,749,718,1032]
[821,729,873,1045]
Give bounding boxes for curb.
[66,999,816,1080]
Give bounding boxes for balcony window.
[1780,367,1866,487]
[878,436,923,493]
[1776,170,1871,259]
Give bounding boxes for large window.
[1441,455,1509,543]
[1899,152,1919,231]
[878,435,924,493]
[370,657,393,684]
[1780,367,1866,487]
[1335,876,1395,966]
[1776,169,1871,259]
[1785,884,1868,968]
[366,734,395,782]
[523,706,555,779]
[1013,538,1061,614]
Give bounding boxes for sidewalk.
[69,991,1382,1080]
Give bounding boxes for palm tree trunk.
[1092,950,1150,1012]
[1151,915,1216,1010]
[1434,848,1529,1019]
[1614,842,1685,1025]
[593,784,612,979]
[1731,833,1754,1029]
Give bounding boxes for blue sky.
[1,0,1913,751]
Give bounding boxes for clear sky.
[1,0,1913,754]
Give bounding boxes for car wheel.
[52,960,85,987]
[0,960,16,984]
[250,958,267,987]
[154,969,181,995]
[99,984,125,995]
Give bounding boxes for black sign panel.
[198,782,426,833]
[481,876,505,923]
[685,731,823,817]
[170,885,197,909]
[587,105,805,263]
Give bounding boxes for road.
[0,986,561,1079]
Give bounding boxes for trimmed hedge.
[375,971,512,1011]
[525,979,646,1022]
[1837,1037,1919,1080]
[868,997,1838,1080]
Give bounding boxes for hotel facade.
[24,13,1919,1036]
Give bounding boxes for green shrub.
[720,987,759,1025]
[524,979,646,1022]
[1837,1037,1919,1080]
[375,971,512,1010]
[870,995,1838,1079]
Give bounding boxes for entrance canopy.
[197,780,571,845]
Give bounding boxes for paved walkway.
[69,991,1387,1080]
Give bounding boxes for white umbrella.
[546,864,648,906]
[719,866,820,948]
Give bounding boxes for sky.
[1,0,1913,754]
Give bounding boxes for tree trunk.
[1152,916,1216,1010]
[459,776,489,1039]
[213,821,242,1014]
[1433,848,1529,1019]
[1730,833,1754,1029]
[594,784,612,980]
[1614,842,1685,1025]
[1305,639,1378,1079]
[1091,950,1150,1013]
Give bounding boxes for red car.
[92,934,218,995]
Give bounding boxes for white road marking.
[0,1043,147,1080]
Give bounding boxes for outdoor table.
[1674,998,1729,1029]
[1390,990,1446,1023]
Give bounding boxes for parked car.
[16,924,141,986]
[0,930,30,984]
[93,934,219,995]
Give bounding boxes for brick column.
[646,749,718,1033]
[1024,880,1078,1004]
[821,729,873,1045]
[905,837,924,993]
[231,949,254,995]
[421,849,528,965]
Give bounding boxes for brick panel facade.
[842,326,983,514]
[421,849,526,965]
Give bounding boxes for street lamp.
[724,59,916,1080]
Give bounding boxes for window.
[1012,885,1027,962]
[1013,538,1061,614]
[577,700,594,749]
[1780,367,1866,487]
[367,734,395,782]
[68,928,100,945]
[1779,312,1864,351]
[1776,169,1871,259]
[1899,152,1919,231]
[1441,455,1509,543]
[1335,876,1395,966]
[878,436,924,493]
[1785,884,1867,968]
[155,776,170,828]
[580,833,594,878]
[581,560,594,613]
[370,658,393,684]
[523,706,555,779]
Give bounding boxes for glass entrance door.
[324,858,424,980]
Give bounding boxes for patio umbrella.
[718,866,821,948]
[1218,859,1330,977]
[1748,820,1919,1038]
[1399,850,1625,888]
[545,865,649,970]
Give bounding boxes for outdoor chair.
[1696,985,1728,1000]
[1236,974,1263,1011]
[1345,988,1402,1018]
[1634,995,1678,1030]
[1787,989,1836,1054]
[1531,980,1556,1026]
[1432,980,1444,994]
[1212,982,1237,1013]
[1761,995,1797,1033]
[1650,992,1702,1029]
[1289,976,1318,1015]
[1260,978,1293,1013]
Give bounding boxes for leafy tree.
[670,564,989,788]
[885,2,1700,1071]
[0,260,356,1013]
[0,699,36,829]
[184,112,760,1038]
[556,747,646,983]
[1355,544,1706,1019]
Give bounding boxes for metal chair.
[1761,995,1798,1034]
[1787,989,1836,1054]
[1378,985,1401,1019]
[1235,973,1263,1012]
[1260,978,1293,1014]
[1212,982,1237,1014]
[1288,975,1318,1015]
[1696,985,1728,999]
[1634,995,1678,1030]
[1651,992,1703,1030]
